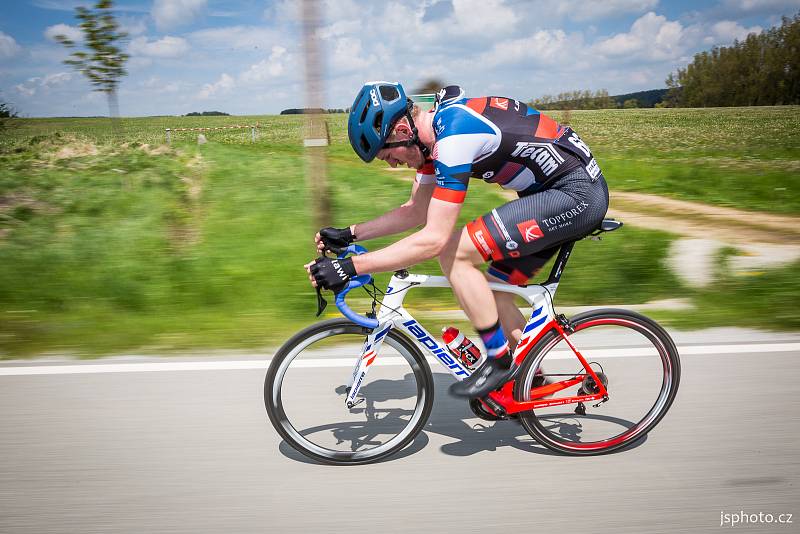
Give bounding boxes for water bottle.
[441,327,482,370]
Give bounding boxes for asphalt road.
[1,328,798,534]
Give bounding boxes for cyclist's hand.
[316,226,354,254]
[306,256,357,293]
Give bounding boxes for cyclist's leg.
[439,229,499,330]
[461,167,609,336]
[441,168,608,397]
[487,248,559,350]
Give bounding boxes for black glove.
[310,256,357,293]
[319,226,354,253]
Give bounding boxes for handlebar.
[332,244,379,329]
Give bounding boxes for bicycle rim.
[515,310,680,455]
[265,320,433,465]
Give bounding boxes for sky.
[1,0,799,117]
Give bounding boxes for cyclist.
[306,82,609,398]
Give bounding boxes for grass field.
[0,106,798,356]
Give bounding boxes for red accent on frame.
[484,316,660,452]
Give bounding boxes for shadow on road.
[275,372,646,465]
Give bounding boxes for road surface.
[1,328,798,533]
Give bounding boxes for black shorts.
[466,167,609,285]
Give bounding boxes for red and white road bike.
[265,219,680,465]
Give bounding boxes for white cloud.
[709,20,762,42]
[14,72,72,97]
[264,0,302,23]
[556,0,660,21]
[594,12,692,61]
[477,30,573,67]
[714,0,800,17]
[240,46,288,83]
[0,31,22,59]
[42,72,72,86]
[152,0,207,31]
[119,15,148,36]
[129,36,190,58]
[450,0,516,35]
[44,23,82,43]
[15,83,36,97]
[188,25,283,50]
[198,73,235,99]
[139,76,183,93]
[330,37,376,72]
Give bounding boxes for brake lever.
[315,286,328,317]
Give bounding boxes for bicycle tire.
[265,319,434,465]
[514,309,680,455]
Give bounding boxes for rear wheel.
[514,309,680,455]
[265,319,434,465]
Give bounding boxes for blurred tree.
[0,102,17,118]
[623,99,639,108]
[0,101,19,131]
[55,0,128,131]
[665,12,799,106]
[413,78,447,94]
[529,89,617,110]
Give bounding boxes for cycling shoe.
[449,358,515,399]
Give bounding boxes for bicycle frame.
[344,268,609,417]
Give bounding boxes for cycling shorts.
[466,167,609,285]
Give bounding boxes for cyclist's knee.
[439,228,482,270]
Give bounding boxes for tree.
[664,12,799,107]
[414,78,447,94]
[623,98,639,108]
[0,101,19,131]
[55,0,128,128]
[0,102,17,118]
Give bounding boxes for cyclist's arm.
[352,149,471,273]
[351,196,461,274]
[350,178,434,241]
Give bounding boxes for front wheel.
[514,309,680,455]
[265,319,434,465]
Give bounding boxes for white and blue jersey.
[415,86,601,204]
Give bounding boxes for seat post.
[543,241,576,286]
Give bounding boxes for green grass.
[0,128,682,357]
[4,106,798,213]
[551,106,800,214]
[1,106,798,357]
[653,259,800,331]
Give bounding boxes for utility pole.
[302,0,331,230]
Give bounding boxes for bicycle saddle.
[597,218,623,232]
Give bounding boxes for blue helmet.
[348,81,410,162]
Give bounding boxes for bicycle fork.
[345,322,393,408]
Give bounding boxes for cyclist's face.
[375,121,424,169]
[376,145,423,169]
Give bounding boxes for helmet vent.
[379,85,400,101]
[359,134,371,154]
[359,102,370,124]
[373,111,383,134]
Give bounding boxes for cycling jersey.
[415,86,601,204]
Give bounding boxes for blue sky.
[1,0,798,117]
